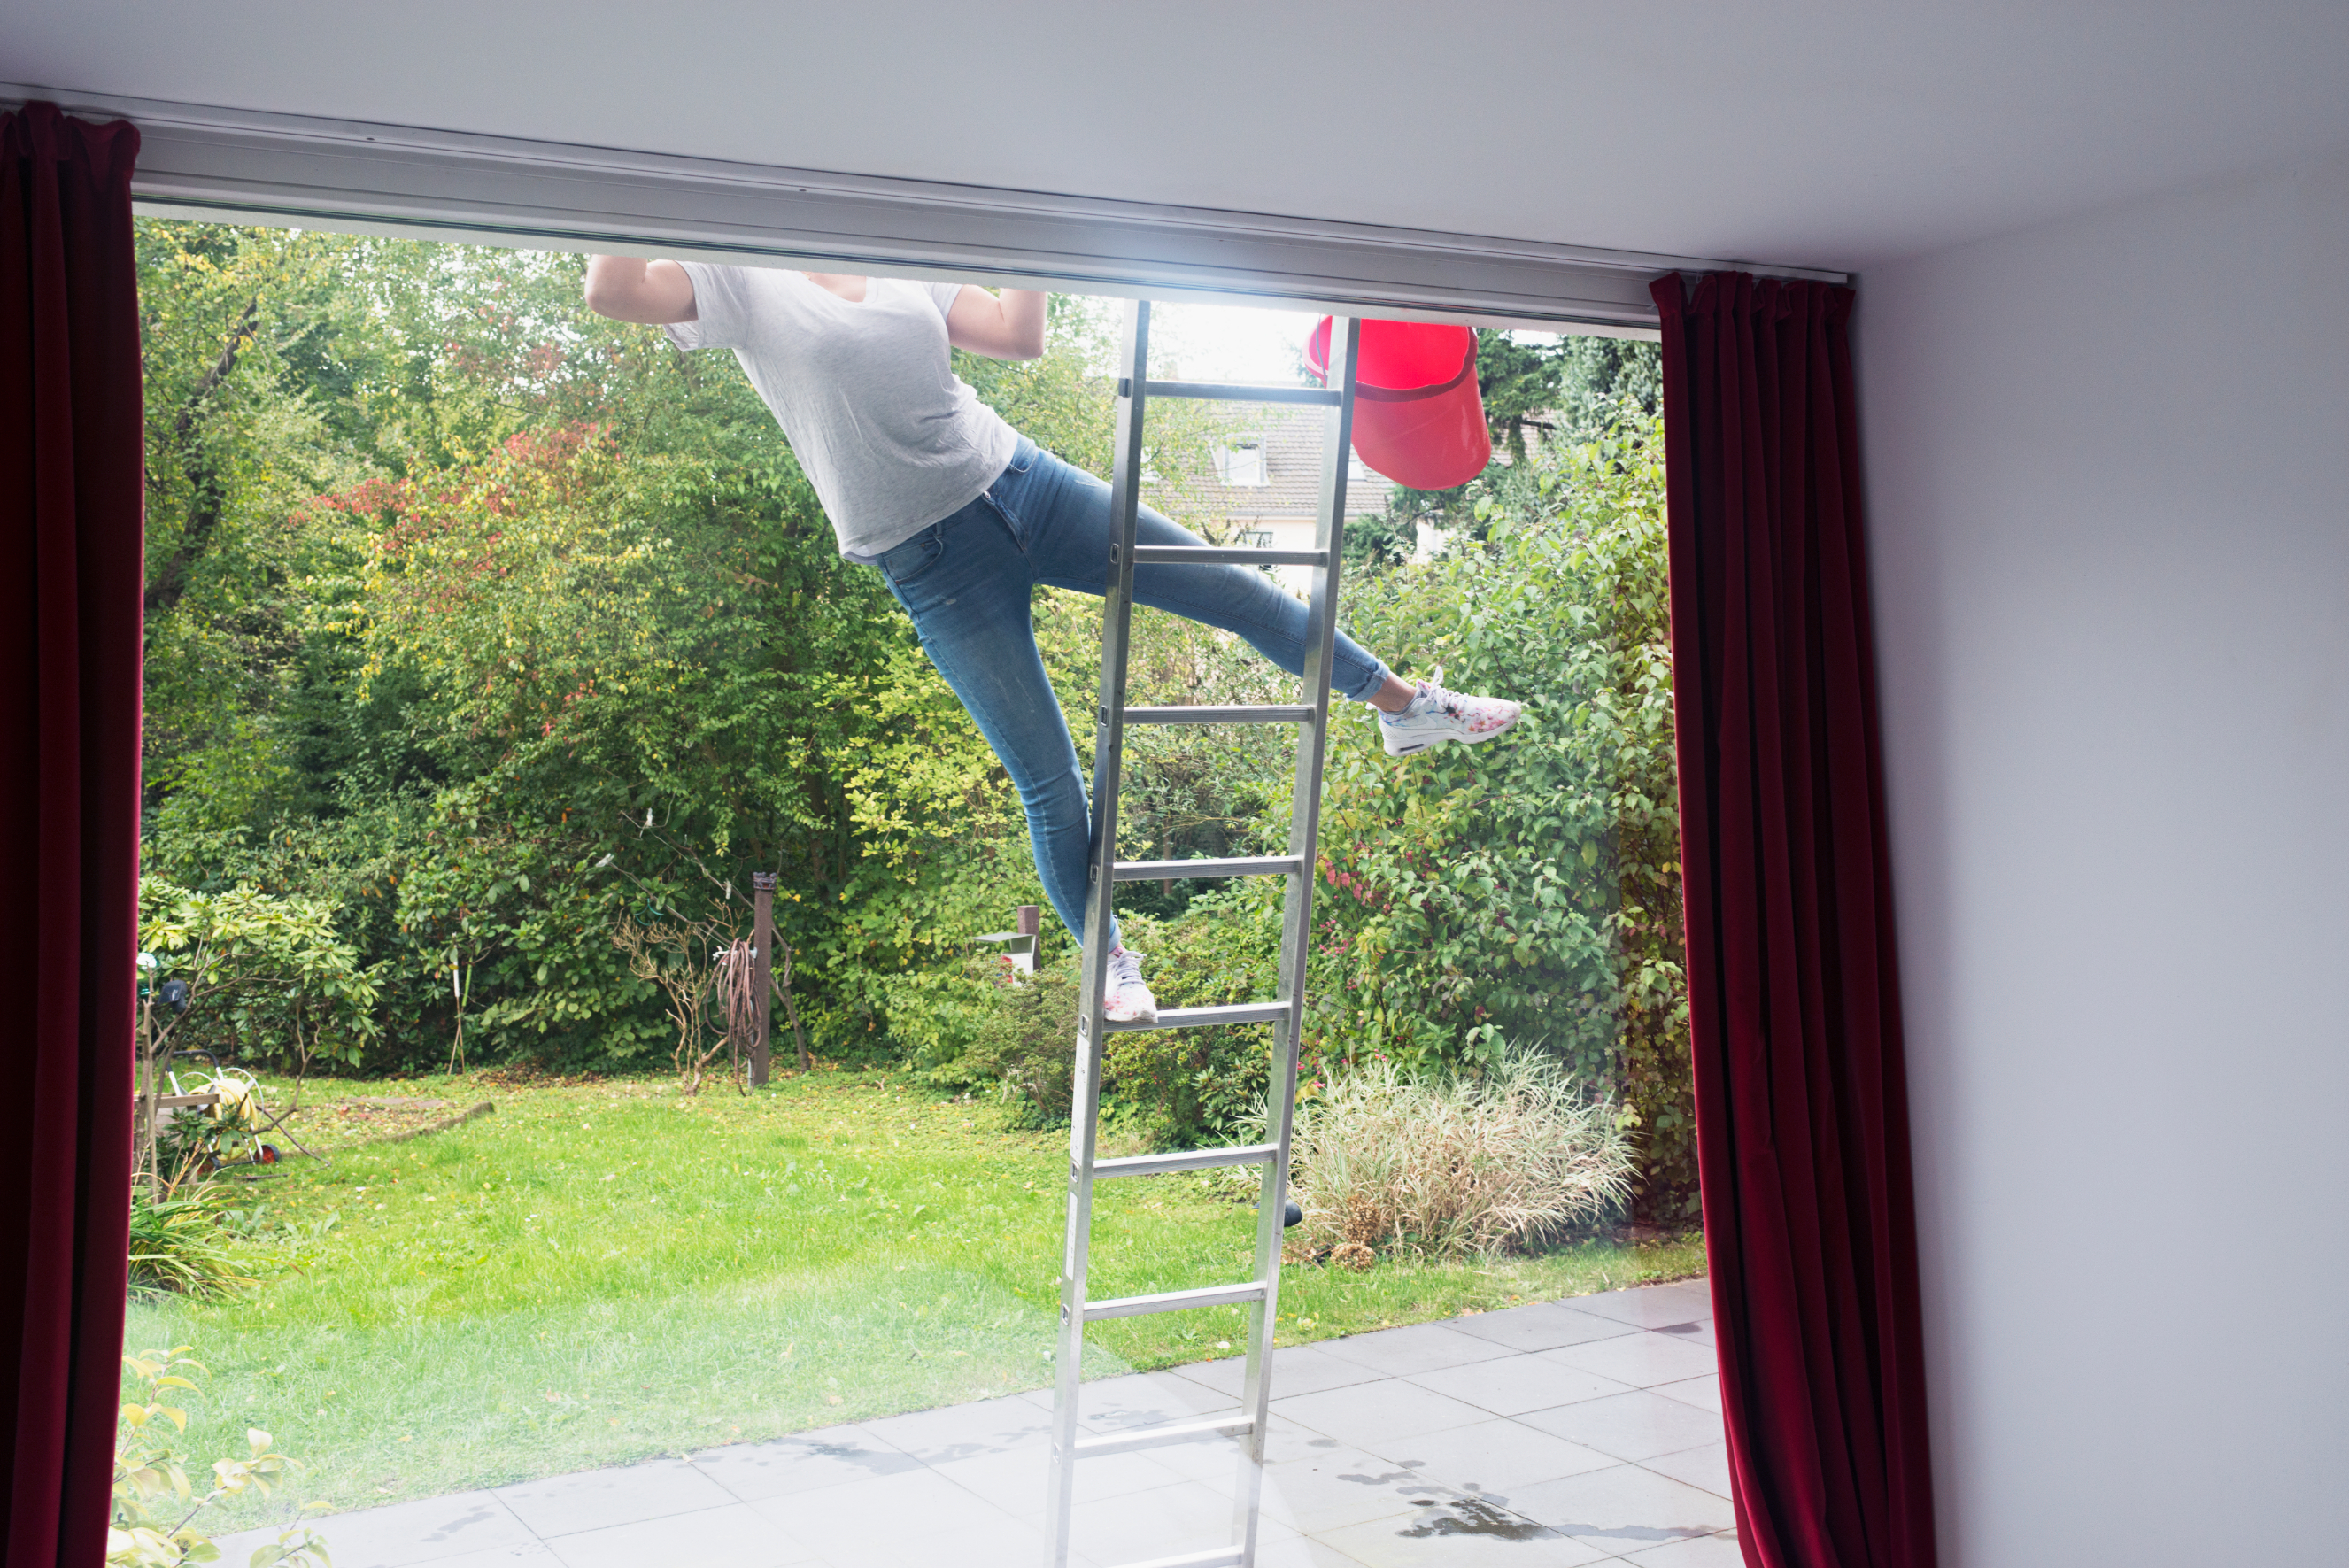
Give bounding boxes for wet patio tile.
[1365,1417,1619,1495]
[1500,1464,1736,1553]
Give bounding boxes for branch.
[145,297,260,621]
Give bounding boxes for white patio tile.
[1066,1478,1300,1566]
[1404,1354,1640,1417]
[1516,1390,1728,1463]
[1248,1539,1380,1568]
[327,1547,560,1568]
[688,1423,925,1502]
[929,1441,1184,1523]
[1275,1379,1492,1449]
[233,1491,537,1567]
[1137,1410,1356,1479]
[1444,1303,1643,1353]
[1650,1376,1724,1415]
[857,1389,1054,1463]
[1560,1283,1715,1331]
[207,1503,544,1568]
[1070,1367,1242,1429]
[544,1502,816,1568]
[1314,1322,1517,1378]
[1638,1442,1732,1499]
[803,1510,1055,1568]
[751,1463,1030,1549]
[495,1456,734,1538]
[1172,1344,1388,1400]
[1613,1528,1745,1565]
[1541,1332,1721,1390]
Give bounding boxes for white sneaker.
[1104,946,1157,1024]
[1377,676,1524,757]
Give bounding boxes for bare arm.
[583,256,698,324]
[944,286,1046,361]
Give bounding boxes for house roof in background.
[4,4,2347,271]
[1163,405,1395,523]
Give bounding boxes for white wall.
[1859,146,2349,1564]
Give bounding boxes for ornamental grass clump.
[1287,1047,1634,1263]
[127,1182,256,1299]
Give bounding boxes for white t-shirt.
[663,264,1021,559]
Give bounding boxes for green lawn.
[128,1070,1704,1532]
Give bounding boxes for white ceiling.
[7,0,2348,273]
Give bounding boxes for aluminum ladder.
[1047,303,1361,1568]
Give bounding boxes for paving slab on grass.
[212,1279,1728,1568]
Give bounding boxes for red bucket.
[1306,318,1492,490]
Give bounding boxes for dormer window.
[1216,441,1268,486]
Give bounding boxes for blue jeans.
[872,436,1392,949]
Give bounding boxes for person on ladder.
[584,260,1522,1026]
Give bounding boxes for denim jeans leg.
[1012,446,1393,699]
[876,498,1117,950]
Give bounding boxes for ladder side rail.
[1048,298,1155,1568]
[1232,317,1360,1564]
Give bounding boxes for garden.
[119,220,1697,1556]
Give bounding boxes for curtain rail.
[2,83,1847,333]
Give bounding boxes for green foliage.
[112,1348,328,1567]
[1243,413,1694,1217]
[140,877,379,1072]
[127,1186,257,1299]
[134,219,1691,1214]
[134,221,1127,1075]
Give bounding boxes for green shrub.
[127,1184,255,1299]
[928,898,1280,1146]
[112,1347,328,1567]
[1301,413,1695,1218]
[1285,1047,1634,1264]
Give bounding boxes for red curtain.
[1650,272,1936,1568]
[1,103,144,1567]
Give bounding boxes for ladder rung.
[1122,704,1315,725]
[1073,1412,1254,1458]
[1106,1549,1246,1568]
[1119,377,1341,407]
[1094,1142,1279,1178]
[1112,855,1300,882]
[1105,1000,1289,1034]
[1085,1279,1266,1321]
[1130,545,1329,568]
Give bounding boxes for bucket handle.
[1345,342,1479,404]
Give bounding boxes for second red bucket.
[1306,318,1493,491]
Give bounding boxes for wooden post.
[1017,903,1040,974]
[750,873,777,1087]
